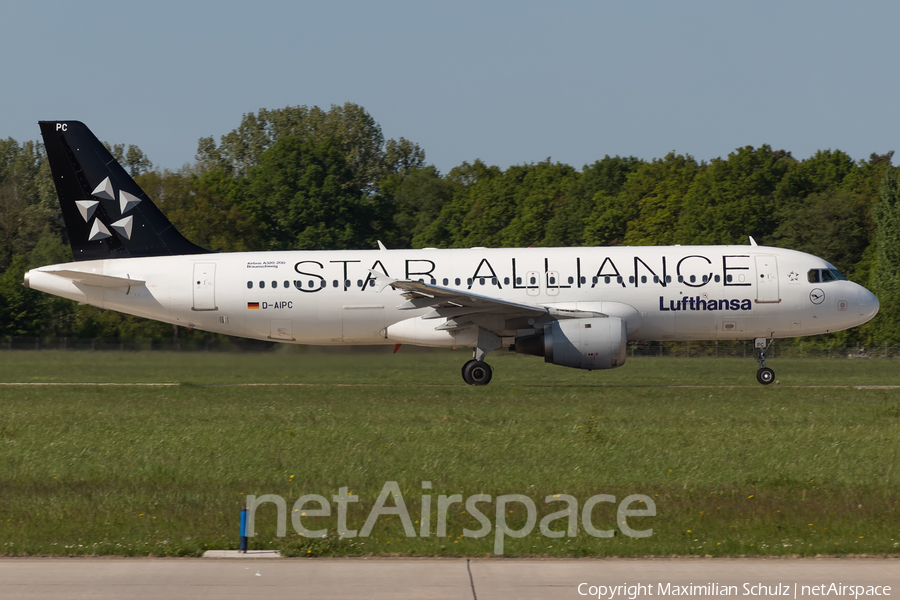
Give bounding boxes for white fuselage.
[25,245,879,347]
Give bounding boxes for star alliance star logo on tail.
[76,177,141,242]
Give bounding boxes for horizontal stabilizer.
[43,270,144,288]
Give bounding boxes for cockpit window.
[808,268,847,283]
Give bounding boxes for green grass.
[0,349,899,557]
[3,346,900,386]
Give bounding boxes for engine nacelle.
[513,317,626,371]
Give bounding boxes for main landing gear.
[461,359,493,386]
[754,337,775,385]
[461,329,500,386]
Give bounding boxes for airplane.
[24,121,880,385]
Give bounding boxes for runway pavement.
[1,557,898,600]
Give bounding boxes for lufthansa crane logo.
[810,288,825,305]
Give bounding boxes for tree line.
[1,103,898,347]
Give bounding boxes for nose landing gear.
[754,338,775,385]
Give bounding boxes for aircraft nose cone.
[858,287,879,325]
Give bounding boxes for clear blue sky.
[2,1,897,174]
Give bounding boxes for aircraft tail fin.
[38,121,209,261]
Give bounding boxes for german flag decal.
[247,302,260,309]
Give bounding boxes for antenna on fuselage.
[749,236,758,246]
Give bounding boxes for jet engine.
[513,317,626,371]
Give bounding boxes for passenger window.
[641,276,647,284]
[653,276,659,283]
[309,280,315,288]
[333,280,339,288]
[259,281,265,289]
[726,275,733,283]
[443,278,449,286]
[702,275,708,283]
[666,275,672,283]
[568,276,574,284]
[629,276,635,284]
[491,277,497,285]
[516,277,522,285]
[549,276,556,285]
[677,276,684,283]
[479,278,485,285]
[616,276,623,284]
[455,278,461,286]
[580,276,586,284]
[271,281,277,288]
[247,281,253,289]
[284,281,289,288]
[690,275,696,283]
[605,276,610,284]
[530,277,536,285]
[504,277,510,285]
[714,275,721,283]
[467,278,473,285]
[430,278,436,285]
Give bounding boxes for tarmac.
[1,557,898,599]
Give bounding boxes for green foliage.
[195,103,424,193]
[0,139,57,271]
[104,142,153,176]
[872,169,900,342]
[379,165,456,248]
[677,146,792,245]
[245,136,377,250]
[771,190,871,278]
[137,168,257,252]
[0,105,896,342]
[0,256,39,335]
[416,159,580,248]
[543,156,643,247]
[608,152,699,246]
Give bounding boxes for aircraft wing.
[368,270,601,321]
[42,270,144,289]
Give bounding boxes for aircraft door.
[526,271,540,297]
[755,255,780,303]
[192,263,217,311]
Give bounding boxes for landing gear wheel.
[462,360,493,386]
[756,367,775,385]
[461,359,476,379]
